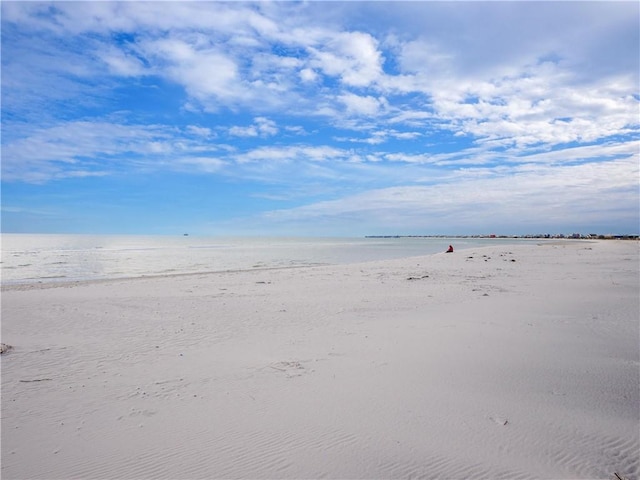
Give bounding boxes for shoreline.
[2,240,638,479]
[0,264,321,292]
[1,238,609,291]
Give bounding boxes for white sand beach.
[1,240,638,479]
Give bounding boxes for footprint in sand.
[269,360,308,378]
[489,415,509,426]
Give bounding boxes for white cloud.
[384,153,437,165]
[262,156,639,233]
[255,117,278,136]
[1,2,275,37]
[513,140,640,165]
[229,118,278,138]
[284,125,308,136]
[234,145,350,164]
[384,59,639,150]
[1,121,224,183]
[308,31,383,87]
[299,68,317,83]
[186,125,213,137]
[335,130,389,145]
[141,38,240,103]
[229,125,259,137]
[4,1,637,142]
[391,131,421,140]
[99,46,146,76]
[398,39,453,76]
[177,156,226,173]
[338,93,384,116]
[2,1,638,234]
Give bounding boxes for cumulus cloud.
[4,1,637,142]
[141,38,240,103]
[338,93,385,116]
[308,31,383,87]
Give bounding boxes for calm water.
[1,234,530,285]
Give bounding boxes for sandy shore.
[1,240,638,479]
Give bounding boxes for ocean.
[1,234,533,285]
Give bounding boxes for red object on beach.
[446,245,454,253]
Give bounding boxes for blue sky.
[1,1,638,236]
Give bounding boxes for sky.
[1,1,639,237]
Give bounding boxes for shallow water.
[0,234,533,284]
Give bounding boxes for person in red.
[446,245,454,253]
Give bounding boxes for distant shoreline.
[365,234,639,240]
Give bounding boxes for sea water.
[1,234,530,285]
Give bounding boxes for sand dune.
[1,240,638,479]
